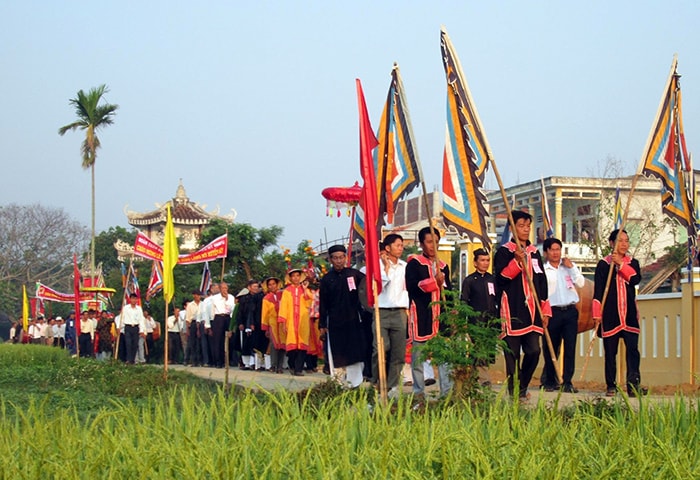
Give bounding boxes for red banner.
[133,232,228,265]
[133,232,164,261]
[36,283,92,303]
[177,234,228,265]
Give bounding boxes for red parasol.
[321,181,362,217]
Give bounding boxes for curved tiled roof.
[126,181,233,226]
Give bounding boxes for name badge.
[531,258,543,274]
[565,275,574,289]
[347,276,357,291]
[487,282,495,296]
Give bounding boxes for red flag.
[356,79,381,306]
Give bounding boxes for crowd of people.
[7,219,645,399]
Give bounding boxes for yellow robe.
[261,291,284,350]
[278,285,312,351]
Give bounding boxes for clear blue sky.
[1,1,699,250]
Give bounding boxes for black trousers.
[287,349,306,374]
[210,314,229,368]
[504,332,541,395]
[124,325,140,364]
[542,307,579,386]
[185,322,201,365]
[603,330,641,390]
[79,333,93,358]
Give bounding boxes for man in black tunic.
[494,211,551,399]
[319,245,369,388]
[460,247,499,384]
[406,226,452,397]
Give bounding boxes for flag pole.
[164,301,170,379]
[580,58,678,381]
[373,278,388,404]
[221,257,230,395]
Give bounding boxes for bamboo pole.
[163,302,169,381]
[373,278,388,404]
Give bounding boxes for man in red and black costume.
[406,226,452,397]
[494,210,551,400]
[592,229,646,397]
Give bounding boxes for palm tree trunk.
[91,163,96,281]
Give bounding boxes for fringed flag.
[375,65,421,228]
[200,261,212,295]
[146,261,164,300]
[440,27,491,249]
[639,56,697,249]
[123,259,141,307]
[540,178,554,239]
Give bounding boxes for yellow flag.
[162,204,179,304]
[22,285,29,332]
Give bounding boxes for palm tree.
[59,84,118,279]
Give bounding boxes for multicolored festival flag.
[162,204,179,304]
[200,261,212,295]
[375,65,421,227]
[356,79,382,306]
[439,28,491,248]
[123,259,141,307]
[639,56,697,246]
[146,261,164,300]
[540,178,554,239]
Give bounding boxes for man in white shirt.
[209,282,235,368]
[372,234,410,397]
[198,284,219,366]
[184,290,203,366]
[542,237,585,393]
[120,293,146,364]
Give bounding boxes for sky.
[1,1,699,252]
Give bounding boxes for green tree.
[422,290,504,402]
[58,84,119,280]
[199,219,284,293]
[93,226,137,277]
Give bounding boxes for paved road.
[168,364,668,407]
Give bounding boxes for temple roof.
[125,180,236,226]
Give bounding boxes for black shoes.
[561,383,578,394]
[425,378,436,386]
[628,386,649,397]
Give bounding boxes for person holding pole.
[494,210,551,400]
[319,245,369,388]
[541,237,585,393]
[406,226,452,398]
[592,229,646,397]
[372,233,409,399]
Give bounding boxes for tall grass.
[1,345,699,478]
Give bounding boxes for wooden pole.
[163,301,169,381]
[373,278,388,404]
